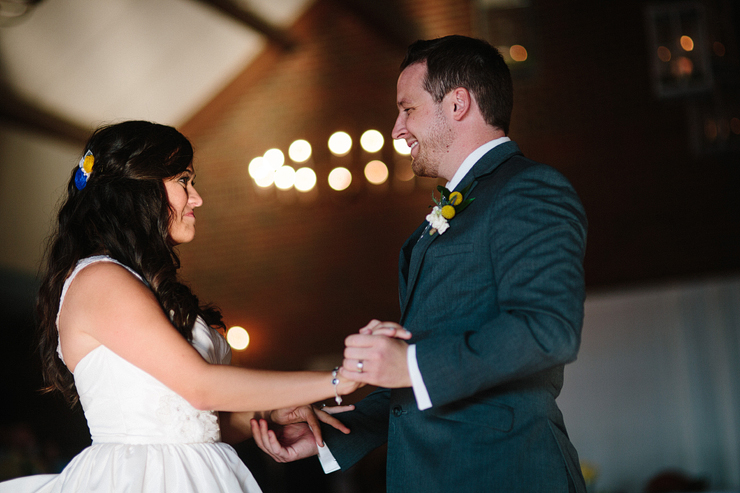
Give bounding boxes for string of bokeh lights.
[247,129,412,193]
[228,131,413,350]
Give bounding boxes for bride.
[0,121,361,492]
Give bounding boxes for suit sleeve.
[415,164,587,408]
[320,387,391,470]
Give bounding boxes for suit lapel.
[399,221,429,306]
[398,141,523,321]
[400,222,436,319]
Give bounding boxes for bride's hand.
[268,404,355,440]
[358,319,412,339]
[251,404,355,463]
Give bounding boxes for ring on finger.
[357,360,364,373]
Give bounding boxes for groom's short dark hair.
[401,35,513,135]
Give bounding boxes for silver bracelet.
[332,367,342,405]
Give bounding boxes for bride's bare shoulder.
[59,261,154,372]
[74,260,138,283]
[66,261,150,304]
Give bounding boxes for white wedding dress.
[0,256,262,492]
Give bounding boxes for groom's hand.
[341,320,413,388]
[250,405,354,463]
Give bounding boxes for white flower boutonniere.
[426,183,475,235]
[426,206,450,235]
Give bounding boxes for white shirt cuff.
[407,344,432,410]
[317,443,341,473]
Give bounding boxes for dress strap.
[56,255,143,365]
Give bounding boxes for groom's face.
[392,62,453,180]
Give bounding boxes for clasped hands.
[250,320,412,462]
[339,319,413,389]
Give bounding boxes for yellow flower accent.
[441,205,456,219]
[427,184,475,235]
[82,154,95,174]
[449,191,463,206]
[580,461,599,486]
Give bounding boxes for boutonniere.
[425,183,475,235]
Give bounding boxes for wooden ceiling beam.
[0,87,90,145]
[192,0,296,51]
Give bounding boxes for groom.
[254,35,588,492]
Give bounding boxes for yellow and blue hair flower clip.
[74,150,95,190]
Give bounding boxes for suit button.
[392,405,403,417]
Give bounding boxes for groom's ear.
[449,87,472,121]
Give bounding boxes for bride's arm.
[58,262,360,412]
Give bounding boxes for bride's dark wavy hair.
[37,120,224,407]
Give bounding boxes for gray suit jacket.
[323,141,588,493]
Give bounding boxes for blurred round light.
[328,132,352,156]
[673,56,694,77]
[364,160,389,185]
[657,46,671,62]
[248,156,269,180]
[360,129,384,153]
[263,148,285,169]
[509,45,527,62]
[255,169,276,188]
[680,35,694,51]
[730,117,740,135]
[289,139,312,163]
[713,42,726,57]
[227,326,250,350]
[328,167,352,191]
[274,165,296,190]
[393,139,411,155]
[294,167,317,192]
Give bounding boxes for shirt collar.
[446,136,511,191]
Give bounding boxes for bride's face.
[164,166,202,245]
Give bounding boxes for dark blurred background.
[1,0,739,491]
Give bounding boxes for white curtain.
[558,275,740,493]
